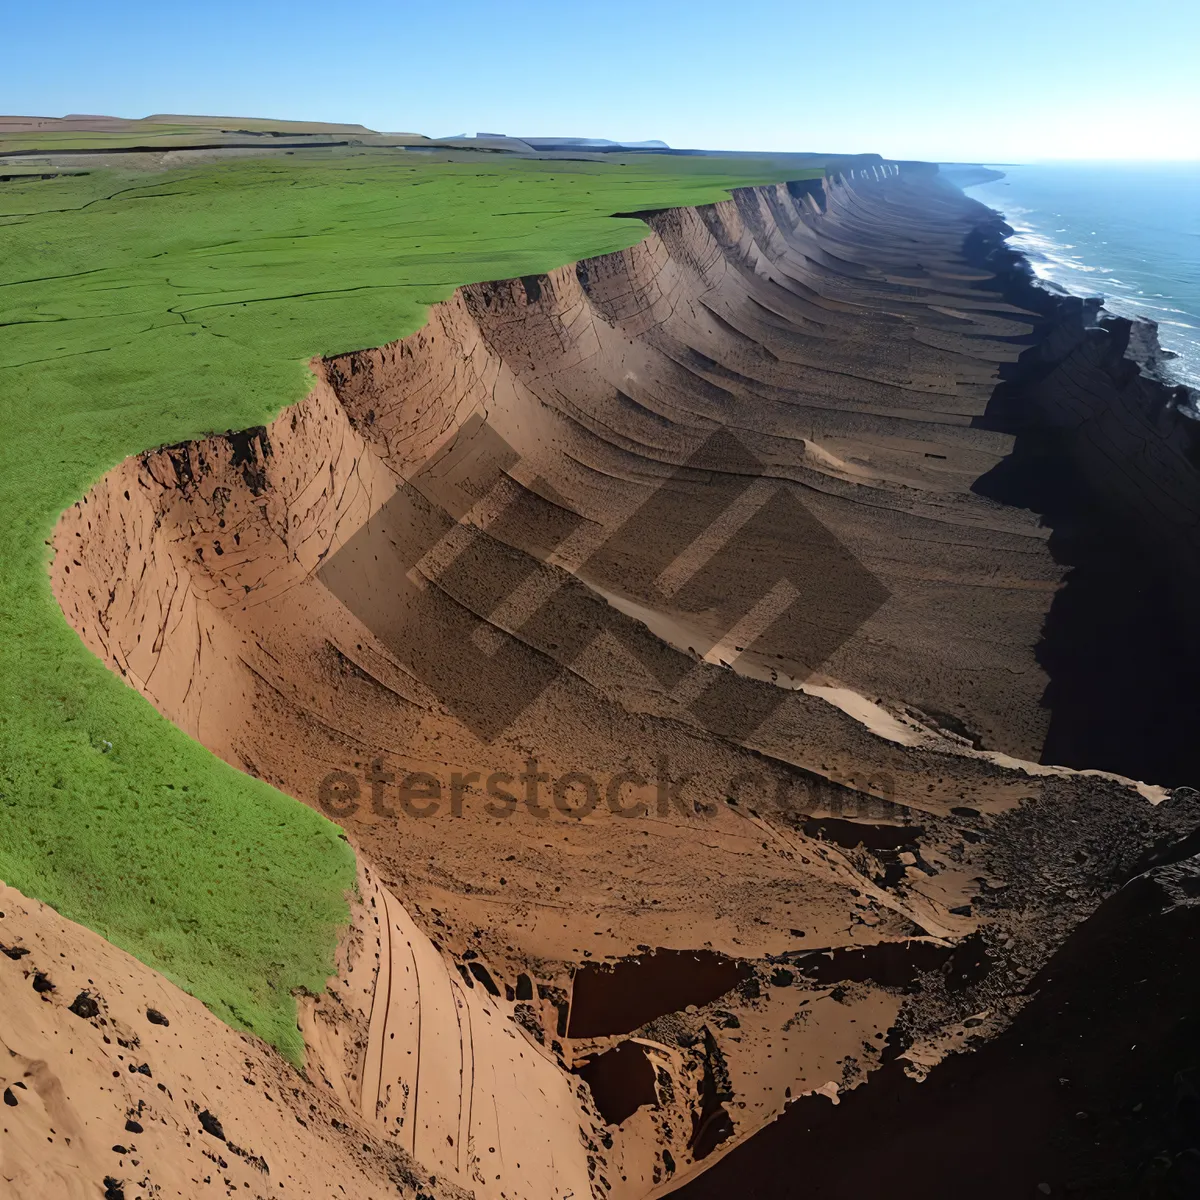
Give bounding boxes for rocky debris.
[512,1002,545,1044]
[672,851,1200,1197]
[688,1027,735,1161]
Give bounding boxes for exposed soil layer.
[296,860,597,1200]
[48,165,1200,1195]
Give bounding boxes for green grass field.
[0,149,821,1062]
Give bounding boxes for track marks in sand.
[339,866,595,1200]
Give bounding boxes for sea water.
[965,163,1200,389]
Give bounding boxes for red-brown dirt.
[40,166,1200,1197]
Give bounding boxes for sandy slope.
[44,165,1200,1196]
[0,880,459,1200]
[299,860,596,1200]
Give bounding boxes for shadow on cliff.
[964,224,1200,790]
[667,853,1200,1200]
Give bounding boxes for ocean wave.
[970,172,1200,392]
[1131,301,1189,315]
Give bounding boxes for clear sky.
[4,0,1198,162]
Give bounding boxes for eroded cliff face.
[967,220,1200,788]
[46,166,1200,1197]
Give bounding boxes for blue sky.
[4,0,1198,161]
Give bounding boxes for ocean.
[964,163,1200,389]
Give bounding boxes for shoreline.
[964,165,1200,395]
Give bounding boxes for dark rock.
[512,1002,545,1044]
[468,960,501,996]
[68,990,100,1018]
[198,1108,226,1140]
[689,1027,735,1160]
